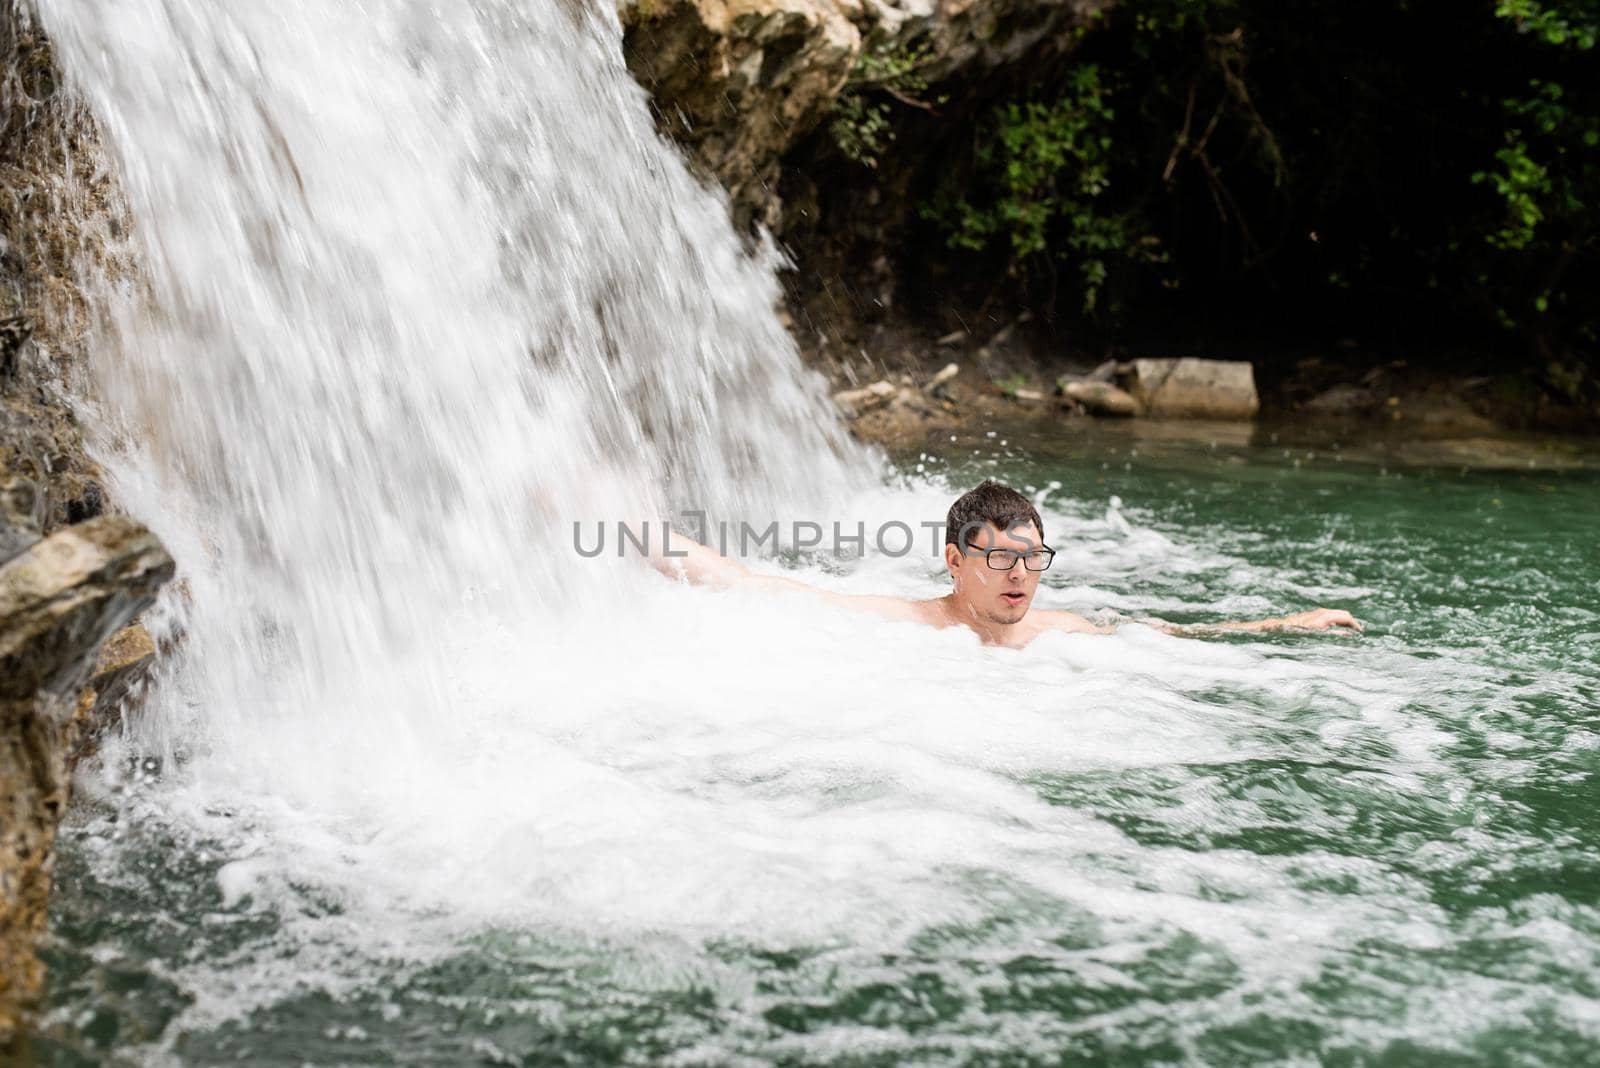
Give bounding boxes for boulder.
[1060,378,1140,417]
[1121,358,1259,420]
[0,517,171,699]
[0,517,173,1042]
[831,378,897,415]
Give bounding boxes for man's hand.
[1275,608,1364,633]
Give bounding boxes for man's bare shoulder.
[836,592,961,630]
[1026,607,1115,635]
[859,593,948,626]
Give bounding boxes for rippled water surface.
[35,431,1600,1066]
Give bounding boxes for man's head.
[943,481,1052,626]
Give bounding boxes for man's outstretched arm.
[1097,608,1364,636]
[1160,608,1363,634]
[645,526,752,588]
[1030,606,1363,637]
[646,525,924,622]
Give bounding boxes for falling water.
[36,0,867,745]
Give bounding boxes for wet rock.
[832,378,896,415]
[893,0,1110,78]
[0,468,41,566]
[834,377,967,445]
[0,316,30,388]
[0,513,171,724]
[622,0,1110,229]
[1060,379,1140,417]
[1122,358,1259,420]
[1,8,115,556]
[1394,393,1500,435]
[621,0,862,231]
[0,390,104,563]
[0,517,173,1042]
[923,361,959,395]
[848,386,947,443]
[1,8,161,1045]
[69,622,159,764]
[1303,383,1377,414]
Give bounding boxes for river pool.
[31,426,1600,1067]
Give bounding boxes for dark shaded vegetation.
[783,0,1598,410]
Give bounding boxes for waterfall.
[35,0,869,749]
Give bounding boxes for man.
[650,480,1362,648]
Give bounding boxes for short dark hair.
[945,480,1044,549]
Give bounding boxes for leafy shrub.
[830,44,940,169]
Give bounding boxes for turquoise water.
[30,427,1600,1066]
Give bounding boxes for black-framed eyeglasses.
[984,547,1055,572]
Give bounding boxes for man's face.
[944,521,1046,626]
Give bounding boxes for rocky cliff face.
[0,4,171,1044]
[621,0,1110,232]
[0,518,173,1042]
[1,4,117,558]
[623,0,861,232]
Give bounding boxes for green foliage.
[923,65,1152,313]
[899,0,1600,370]
[829,93,892,170]
[1128,0,1215,42]
[1495,0,1598,47]
[829,44,939,169]
[1473,127,1555,252]
[1469,2,1598,349]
